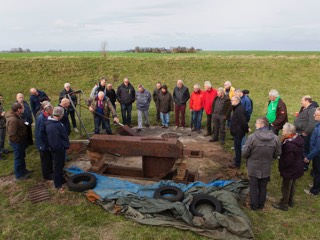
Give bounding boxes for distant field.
[0,52,319,240]
[1,50,320,58]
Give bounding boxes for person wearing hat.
[135,84,151,132]
[156,85,174,128]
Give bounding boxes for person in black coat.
[272,123,304,211]
[59,83,78,132]
[116,78,135,126]
[106,83,117,110]
[46,106,70,191]
[29,88,50,118]
[229,96,249,168]
[58,98,71,136]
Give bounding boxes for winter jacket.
[106,89,117,108]
[230,103,249,138]
[20,101,33,124]
[173,86,190,105]
[307,122,320,160]
[153,88,161,103]
[267,98,288,131]
[58,105,71,135]
[59,88,77,112]
[156,91,174,113]
[240,95,252,122]
[89,97,117,118]
[0,103,5,128]
[90,83,106,99]
[117,83,135,104]
[211,95,232,120]
[35,111,49,151]
[224,86,235,99]
[136,89,151,111]
[242,127,281,178]
[5,110,27,143]
[29,89,50,117]
[189,90,204,111]
[294,104,317,135]
[279,134,304,179]
[46,117,70,152]
[203,88,217,115]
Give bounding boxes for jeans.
[192,110,203,130]
[120,103,132,125]
[310,155,320,195]
[69,110,77,128]
[233,136,243,167]
[212,114,226,142]
[0,127,5,153]
[174,104,186,127]
[10,141,27,179]
[249,176,270,210]
[137,110,150,129]
[160,112,170,127]
[94,115,112,134]
[51,150,66,188]
[40,150,53,180]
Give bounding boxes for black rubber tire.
[153,186,184,202]
[189,194,223,216]
[67,173,97,192]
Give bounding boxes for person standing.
[173,80,190,130]
[189,84,204,133]
[152,82,162,123]
[235,89,252,123]
[89,91,119,134]
[0,94,7,159]
[16,93,33,146]
[304,107,320,196]
[135,84,151,132]
[229,96,249,168]
[6,103,32,180]
[156,85,174,129]
[203,81,217,136]
[209,88,232,145]
[266,89,288,135]
[117,77,135,127]
[294,95,317,171]
[242,117,281,210]
[59,83,79,133]
[58,98,71,136]
[35,104,54,180]
[46,107,70,192]
[272,123,304,211]
[106,83,117,110]
[90,77,107,99]
[224,81,235,128]
[29,88,50,118]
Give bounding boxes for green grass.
[0,52,320,239]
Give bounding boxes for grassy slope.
[0,52,319,239]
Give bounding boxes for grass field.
[0,51,319,240]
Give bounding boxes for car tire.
[67,173,97,192]
[189,194,223,216]
[153,186,184,202]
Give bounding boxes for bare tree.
[101,41,108,57]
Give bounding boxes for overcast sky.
[2,0,320,51]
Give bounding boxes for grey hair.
[217,87,224,93]
[53,106,64,117]
[269,89,279,97]
[64,83,70,88]
[224,81,232,86]
[204,81,212,87]
[43,104,53,112]
[177,79,183,84]
[194,83,201,89]
[232,96,241,102]
[256,117,269,127]
[282,122,296,134]
[234,89,242,93]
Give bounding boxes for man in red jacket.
[189,84,204,133]
[203,81,217,136]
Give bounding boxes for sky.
[1,0,320,51]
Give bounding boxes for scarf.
[266,96,280,123]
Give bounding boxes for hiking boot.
[203,132,211,137]
[209,138,218,142]
[272,202,288,211]
[136,128,142,133]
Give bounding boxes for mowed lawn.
[0,52,319,240]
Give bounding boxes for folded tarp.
[66,167,253,239]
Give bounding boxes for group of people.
[0,77,319,205]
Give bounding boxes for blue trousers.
[10,142,27,179]
[160,112,170,127]
[192,110,203,130]
[120,103,132,125]
[94,115,112,134]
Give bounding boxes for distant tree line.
[9,48,31,53]
[125,46,202,53]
